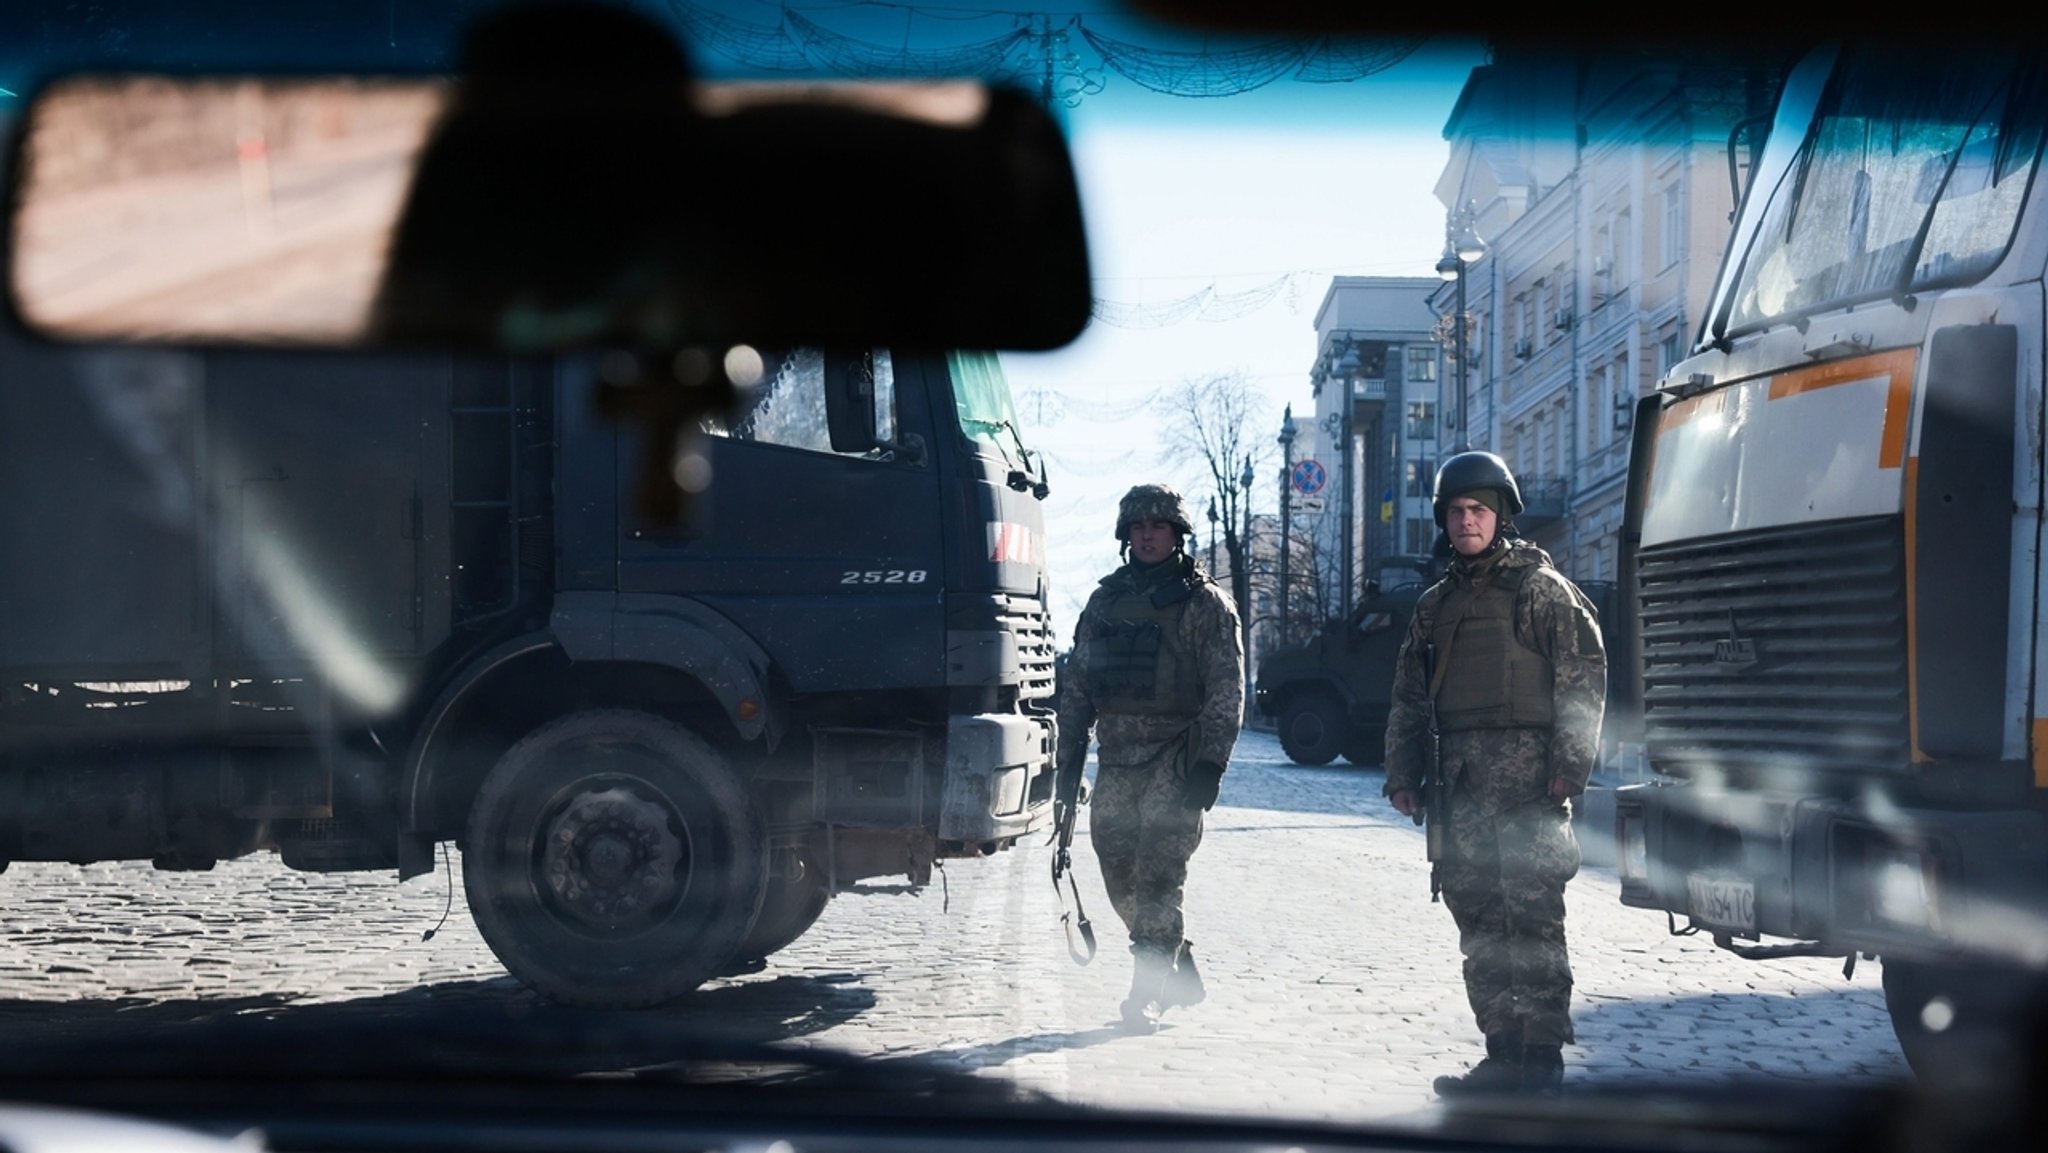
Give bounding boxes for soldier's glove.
[1183,760,1225,811]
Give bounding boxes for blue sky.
[974,22,1487,626]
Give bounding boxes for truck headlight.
[1870,845,1936,932]
[1617,810,1648,885]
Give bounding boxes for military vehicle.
[1257,574,1617,767]
[1253,579,1425,766]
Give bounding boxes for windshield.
[5,4,2040,1151]
[1725,46,2047,330]
[948,348,1025,459]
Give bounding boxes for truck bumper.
[937,712,1055,847]
[1615,782,2048,962]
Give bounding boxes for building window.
[1407,517,1435,555]
[1617,209,1634,282]
[1356,341,1389,381]
[1614,361,1636,441]
[1404,456,1435,497]
[1406,400,1435,440]
[1659,332,1683,375]
[1405,345,1437,383]
[1661,183,1682,270]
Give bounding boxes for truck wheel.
[462,709,768,1008]
[1881,957,2047,1084]
[723,849,831,972]
[1278,692,1345,765]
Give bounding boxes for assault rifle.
[1051,760,1096,964]
[1421,640,1448,903]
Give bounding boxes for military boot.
[1520,1044,1564,1095]
[1431,1033,1523,1098]
[1160,939,1206,1009]
[1120,946,1173,1033]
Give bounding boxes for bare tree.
[1283,522,1330,641]
[1155,372,1270,635]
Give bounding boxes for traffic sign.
[1296,496,1325,515]
[1290,459,1327,495]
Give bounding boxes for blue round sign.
[1291,459,1327,495]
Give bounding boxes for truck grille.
[997,594,1058,702]
[1637,516,1908,774]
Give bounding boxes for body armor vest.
[1085,572,1204,716]
[1429,565,1555,731]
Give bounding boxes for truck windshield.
[1725,49,2047,331]
[948,348,1031,466]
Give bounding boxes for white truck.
[1613,41,2048,1077]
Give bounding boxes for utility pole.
[1277,405,1296,647]
[1436,205,1489,454]
[1239,454,1254,713]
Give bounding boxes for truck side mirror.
[823,350,879,454]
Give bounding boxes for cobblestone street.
[0,728,1909,1124]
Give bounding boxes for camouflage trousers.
[1090,743,1204,952]
[1438,732,1582,1047]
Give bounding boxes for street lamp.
[1437,208,1487,453]
[1276,405,1296,648]
[1206,498,1218,572]
[1239,454,1255,710]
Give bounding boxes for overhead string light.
[666,2,1421,99]
[1088,272,1312,329]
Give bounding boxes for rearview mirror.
[5,26,1092,354]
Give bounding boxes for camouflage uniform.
[1057,484,1244,1029]
[1384,535,1605,1088]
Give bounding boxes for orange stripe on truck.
[1760,348,1918,468]
[1765,347,1916,399]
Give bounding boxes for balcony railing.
[1517,475,1568,529]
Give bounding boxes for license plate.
[1686,873,1756,935]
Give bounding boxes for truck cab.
[1611,41,2048,1077]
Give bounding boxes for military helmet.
[1116,483,1195,541]
[1432,451,1524,526]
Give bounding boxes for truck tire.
[723,850,831,972]
[1278,691,1345,766]
[1881,957,2047,1085]
[462,709,768,1008]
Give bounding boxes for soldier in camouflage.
[1383,452,1606,1097]
[1056,483,1245,1033]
